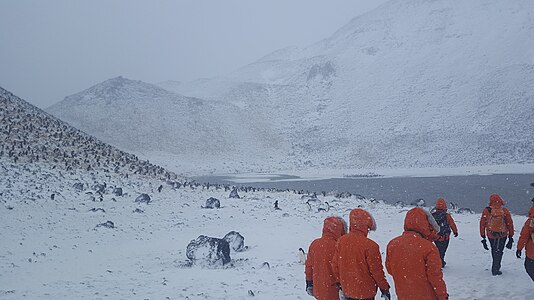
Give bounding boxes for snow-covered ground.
[1,160,532,300]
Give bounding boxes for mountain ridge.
[1,86,180,180]
[48,0,534,174]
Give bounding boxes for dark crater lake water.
[194,174,534,215]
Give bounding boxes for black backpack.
[432,210,451,237]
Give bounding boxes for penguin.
[317,201,330,212]
[298,247,307,264]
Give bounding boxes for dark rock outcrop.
[113,187,123,196]
[135,193,151,204]
[186,235,231,266]
[229,188,240,199]
[223,231,246,252]
[73,183,84,191]
[411,198,426,207]
[457,208,475,214]
[96,220,115,229]
[202,197,220,209]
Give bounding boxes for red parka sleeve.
[305,242,315,281]
[517,219,532,251]
[330,240,340,284]
[367,242,390,291]
[447,214,458,235]
[504,208,514,237]
[480,208,489,237]
[425,246,448,300]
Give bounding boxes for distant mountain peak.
[48,0,534,173]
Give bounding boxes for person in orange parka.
[386,207,448,300]
[479,194,515,276]
[331,208,391,300]
[305,216,347,300]
[516,199,534,281]
[432,198,459,267]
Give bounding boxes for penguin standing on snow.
[317,201,330,212]
[298,247,307,264]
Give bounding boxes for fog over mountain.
[48,0,534,174]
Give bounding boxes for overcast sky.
[0,0,388,108]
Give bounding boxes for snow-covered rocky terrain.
[48,0,534,175]
[0,86,179,181]
[1,158,532,300]
[2,87,532,299]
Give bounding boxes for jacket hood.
[404,207,440,240]
[349,208,376,235]
[435,198,447,211]
[489,194,504,208]
[322,216,347,240]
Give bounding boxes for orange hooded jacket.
[479,194,514,239]
[517,206,534,260]
[434,198,458,242]
[386,208,448,300]
[305,216,346,300]
[331,209,389,299]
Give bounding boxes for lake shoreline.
[194,173,534,215]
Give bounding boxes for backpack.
[432,210,451,237]
[487,206,507,235]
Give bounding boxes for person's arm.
[385,242,393,276]
[479,208,488,237]
[367,242,390,292]
[305,242,314,281]
[447,214,458,236]
[504,208,515,237]
[517,219,532,251]
[425,245,448,300]
[330,240,341,284]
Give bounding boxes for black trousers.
[525,257,534,282]
[434,239,450,266]
[489,237,507,273]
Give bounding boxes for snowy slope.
[47,77,286,168]
[0,86,178,181]
[48,0,534,175]
[1,158,532,300]
[162,0,534,172]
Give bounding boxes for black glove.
[481,238,489,250]
[380,289,391,300]
[516,250,522,258]
[454,232,458,237]
[306,280,313,296]
[306,280,313,297]
[506,237,514,249]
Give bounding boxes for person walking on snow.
[386,207,448,300]
[305,216,347,300]
[431,198,458,267]
[479,194,515,276]
[516,198,534,281]
[331,208,391,300]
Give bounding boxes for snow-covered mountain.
[0,86,179,181]
[47,77,286,172]
[50,0,534,174]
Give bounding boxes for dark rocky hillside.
[0,86,179,181]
